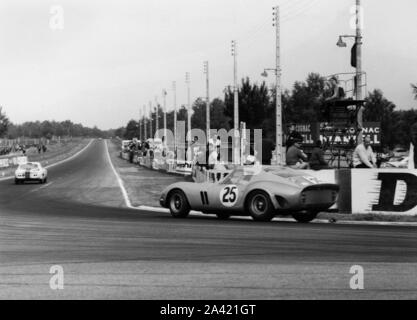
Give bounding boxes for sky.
[0,0,416,130]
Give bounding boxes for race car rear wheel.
[168,190,190,218]
[292,210,319,223]
[246,190,274,222]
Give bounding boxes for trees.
[284,73,327,124]
[0,107,10,138]
[363,89,397,148]
[412,83,417,100]
[124,120,140,140]
[224,77,270,132]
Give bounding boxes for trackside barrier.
[307,168,417,215]
[350,169,417,216]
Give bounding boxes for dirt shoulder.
[0,139,91,178]
[107,139,187,207]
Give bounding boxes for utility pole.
[273,6,283,165]
[172,81,177,156]
[149,101,153,139]
[139,107,142,142]
[231,40,240,165]
[203,61,210,140]
[155,96,159,139]
[143,104,147,140]
[162,89,167,140]
[355,0,363,144]
[185,72,191,152]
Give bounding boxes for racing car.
[15,162,48,184]
[159,166,339,223]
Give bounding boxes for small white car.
[15,162,48,184]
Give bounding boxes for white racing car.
[15,162,48,184]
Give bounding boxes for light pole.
[337,0,363,144]
[139,107,142,142]
[143,104,147,140]
[149,101,153,139]
[162,89,167,140]
[172,81,177,156]
[203,61,210,140]
[185,72,191,152]
[231,40,240,165]
[155,96,159,139]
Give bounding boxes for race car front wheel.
[292,210,319,223]
[168,190,190,218]
[246,190,274,222]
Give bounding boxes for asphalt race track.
[0,140,416,299]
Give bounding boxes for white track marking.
[104,140,134,208]
[0,139,94,182]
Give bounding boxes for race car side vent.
[200,191,209,205]
[275,196,288,208]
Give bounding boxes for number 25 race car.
[159,166,339,223]
[15,162,48,184]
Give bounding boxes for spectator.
[409,123,417,169]
[352,136,377,168]
[207,139,218,169]
[326,75,345,101]
[309,140,329,170]
[42,145,47,153]
[286,124,303,149]
[215,135,221,161]
[286,141,309,169]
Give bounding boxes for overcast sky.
[0,0,416,129]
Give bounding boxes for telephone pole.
[355,0,363,144]
[149,101,153,139]
[139,107,142,141]
[143,104,147,140]
[185,72,191,150]
[172,81,177,155]
[203,61,210,140]
[231,40,240,165]
[155,96,159,138]
[273,6,283,165]
[162,89,167,139]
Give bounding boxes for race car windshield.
[221,170,254,185]
[19,164,39,170]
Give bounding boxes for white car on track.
[15,162,48,184]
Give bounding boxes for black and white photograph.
[0,0,417,306]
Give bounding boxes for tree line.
[2,76,416,148]
[0,111,109,140]
[120,74,417,149]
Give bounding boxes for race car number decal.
[220,185,238,207]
